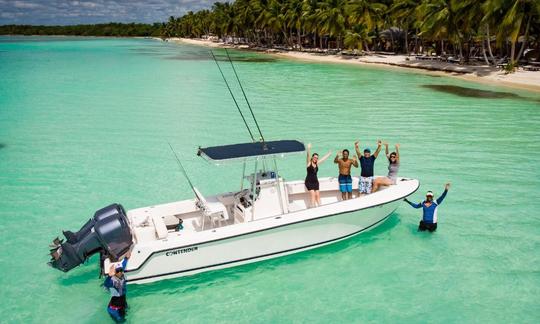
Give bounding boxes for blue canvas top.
[198,140,305,161]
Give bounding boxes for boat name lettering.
[166,247,198,256]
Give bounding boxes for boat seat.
[193,187,230,229]
[151,215,168,239]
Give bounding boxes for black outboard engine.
[48,203,133,272]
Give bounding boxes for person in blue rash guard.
[404,183,451,232]
[104,251,130,322]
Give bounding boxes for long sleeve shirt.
[104,257,128,297]
[406,189,448,224]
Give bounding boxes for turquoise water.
[1,36,539,323]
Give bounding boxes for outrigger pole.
[209,50,255,142]
[224,49,266,145]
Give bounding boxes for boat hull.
[126,200,399,284]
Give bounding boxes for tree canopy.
[162,0,540,68]
[0,23,162,37]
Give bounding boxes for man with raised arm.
[104,251,130,322]
[355,140,382,195]
[334,149,358,200]
[404,183,451,232]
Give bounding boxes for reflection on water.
[422,84,520,99]
[128,44,277,63]
[165,54,276,63]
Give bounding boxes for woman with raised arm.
[372,143,400,192]
[305,143,332,207]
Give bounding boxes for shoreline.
[170,37,540,93]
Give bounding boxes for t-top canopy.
[198,140,305,161]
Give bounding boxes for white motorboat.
[47,50,418,284]
[49,139,419,284]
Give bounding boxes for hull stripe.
[128,211,393,283]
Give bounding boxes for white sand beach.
[169,37,540,93]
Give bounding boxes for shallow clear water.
[1,36,539,323]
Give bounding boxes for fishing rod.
[224,48,266,144]
[167,142,197,196]
[209,50,255,142]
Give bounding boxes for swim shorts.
[338,174,352,193]
[418,220,437,232]
[359,176,373,194]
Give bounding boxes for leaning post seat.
[193,187,230,229]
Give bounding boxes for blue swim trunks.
[338,174,352,193]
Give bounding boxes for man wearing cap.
[404,183,451,232]
[104,251,130,322]
[354,140,382,195]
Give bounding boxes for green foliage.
[0,23,162,37]
[157,0,538,63]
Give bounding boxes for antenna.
[225,48,266,145]
[210,50,255,142]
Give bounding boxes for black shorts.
[418,221,437,232]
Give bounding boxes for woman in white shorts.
[372,143,400,192]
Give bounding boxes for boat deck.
[127,176,395,244]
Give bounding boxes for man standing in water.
[404,183,451,232]
[334,149,358,200]
[104,252,130,322]
[355,140,382,195]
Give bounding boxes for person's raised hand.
[445,182,451,190]
[354,140,359,147]
[383,141,388,146]
[395,143,400,149]
[307,143,312,150]
[377,139,382,145]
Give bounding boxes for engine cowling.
[48,203,132,272]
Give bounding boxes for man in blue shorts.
[355,140,382,195]
[404,183,450,232]
[334,149,358,200]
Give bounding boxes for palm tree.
[348,0,386,31]
[211,2,230,40]
[483,0,540,69]
[317,0,348,49]
[416,0,463,59]
[390,0,418,54]
[252,0,285,46]
[347,0,387,52]
[283,0,305,48]
[302,0,322,48]
[234,0,256,43]
[344,23,372,51]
